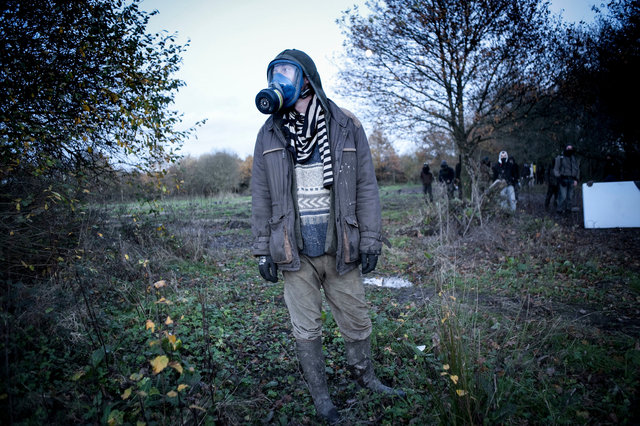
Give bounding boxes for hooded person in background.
[438,160,455,198]
[553,145,580,214]
[252,49,404,423]
[492,151,518,211]
[420,162,434,202]
[545,157,559,210]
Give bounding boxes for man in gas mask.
[251,49,404,423]
[553,145,580,214]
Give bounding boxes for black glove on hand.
[360,253,378,274]
[258,255,278,283]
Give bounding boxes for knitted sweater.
[295,145,330,257]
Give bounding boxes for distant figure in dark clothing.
[554,145,580,214]
[455,160,462,198]
[508,156,520,201]
[420,163,434,202]
[438,160,455,198]
[544,158,558,210]
[492,151,518,211]
[536,164,545,185]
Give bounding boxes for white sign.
[583,181,640,228]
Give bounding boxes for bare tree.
[337,0,553,169]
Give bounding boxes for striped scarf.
[282,95,333,188]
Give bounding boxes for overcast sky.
[142,0,599,159]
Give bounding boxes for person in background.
[455,159,462,198]
[438,160,455,198]
[251,49,404,424]
[536,163,545,185]
[420,162,434,202]
[544,157,559,210]
[492,151,518,211]
[553,145,580,214]
[508,156,520,201]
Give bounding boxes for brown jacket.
[251,100,382,276]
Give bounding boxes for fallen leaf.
[169,361,183,374]
[145,320,155,333]
[121,387,132,400]
[153,280,167,288]
[150,355,169,374]
[167,390,178,398]
[177,384,188,392]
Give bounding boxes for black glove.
[258,255,278,283]
[360,253,378,274]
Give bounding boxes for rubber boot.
[296,338,340,424]
[345,336,406,397]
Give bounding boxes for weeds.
[1,188,639,424]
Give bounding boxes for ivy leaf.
[150,355,169,374]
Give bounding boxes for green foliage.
[2,188,639,424]
[0,0,198,282]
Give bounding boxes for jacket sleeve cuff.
[252,237,270,256]
[359,231,382,255]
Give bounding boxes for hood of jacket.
[269,49,331,117]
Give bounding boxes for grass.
[1,187,639,424]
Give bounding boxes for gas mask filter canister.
[255,60,304,114]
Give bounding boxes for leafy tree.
[337,0,552,175]
[238,155,253,192]
[176,152,241,196]
[0,0,196,280]
[369,128,405,183]
[552,0,640,179]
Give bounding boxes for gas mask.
[255,60,309,114]
[499,151,508,164]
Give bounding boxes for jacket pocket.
[342,215,360,264]
[269,214,293,264]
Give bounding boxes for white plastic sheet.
[363,276,413,288]
[582,181,640,228]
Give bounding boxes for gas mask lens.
[255,60,304,114]
[270,63,298,82]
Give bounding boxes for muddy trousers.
[283,254,371,342]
